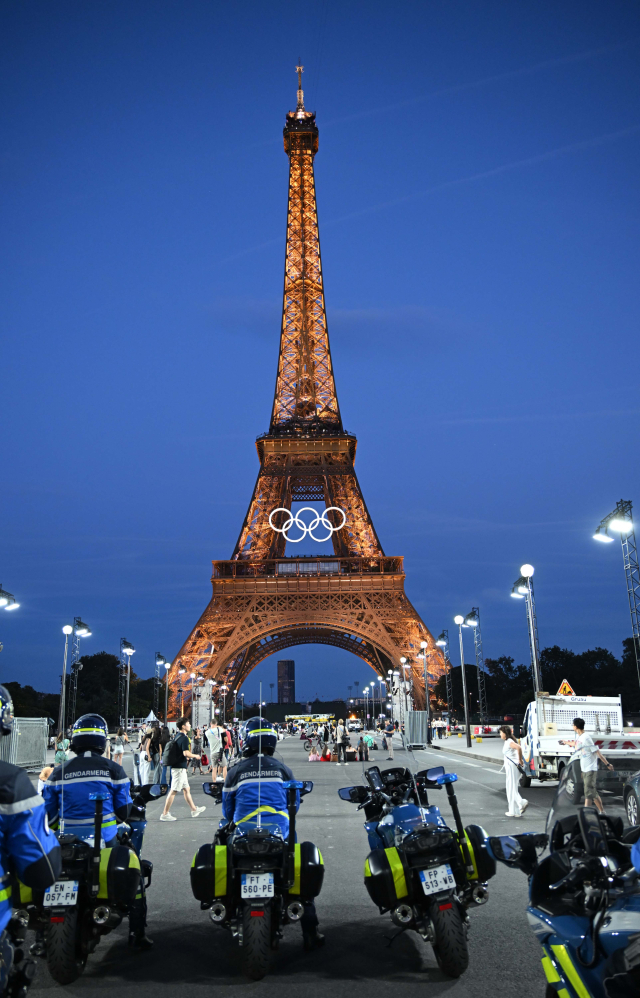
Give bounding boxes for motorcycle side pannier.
[364,847,409,910]
[291,842,324,900]
[462,825,496,883]
[97,845,141,906]
[191,843,230,902]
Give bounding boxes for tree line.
[5,651,156,727]
[432,638,639,718]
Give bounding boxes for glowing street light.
[0,585,19,611]
[594,500,640,687]
[510,564,542,694]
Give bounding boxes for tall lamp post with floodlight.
[453,616,472,747]
[220,685,228,723]
[163,661,171,723]
[418,640,432,745]
[510,564,542,695]
[436,630,453,730]
[58,626,74,735]
[593,500,640,688]
[120,640,135,733]
[67,618,92,729]
[462,609,488,726]
[0,583,20,655]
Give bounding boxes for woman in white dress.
[499,725,529,818]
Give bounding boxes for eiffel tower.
[168,67,445,715]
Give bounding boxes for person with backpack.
[159,718,206,822]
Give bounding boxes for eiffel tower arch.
[168,68,446,715]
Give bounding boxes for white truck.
[519,693,640,793]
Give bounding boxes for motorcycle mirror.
[202,782,221,800]
[337,786,368,803]
[300,781,314,795]
[426,766,445,782]
[148,784,162,798]
[489,835,523,864]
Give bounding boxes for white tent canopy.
[143,711,158,723]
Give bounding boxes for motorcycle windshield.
[545,758,631,839]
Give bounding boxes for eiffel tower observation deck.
[168,68,445,717]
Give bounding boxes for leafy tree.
[3,683,58,721]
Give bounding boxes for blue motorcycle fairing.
[366,803,447,851]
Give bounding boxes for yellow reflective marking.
[461,831,478,880]
[551,945,590,998]
[191,852,196,868]
[364,857,371,878]
[214,845,227,896]
[0,888,10,904]
[291,843,301,895]
[317,849,324,865]
[236,806,288,824]
[557,991,571,998]
[385,847,408,899]
[97,847,111,899]
[541,954,561,984]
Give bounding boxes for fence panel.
[0,718,49,769]
[406,711,429,748]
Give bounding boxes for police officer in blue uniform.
[222,717,324,950]
[43,714,152,950]
[0,685,61,995]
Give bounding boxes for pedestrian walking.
[160,717,206,821]
[112,728,127,766]
[205,719,226,780]
[335,718,349,765]
[561,717,614,813]
[500,725,529,818]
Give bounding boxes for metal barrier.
[406,711,430,749]
[0,718,49,770]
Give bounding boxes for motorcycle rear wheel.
[242,905,272,980]
[431,903,469,978]
[46,908,87,985]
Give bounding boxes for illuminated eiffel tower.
[168,67,445,715]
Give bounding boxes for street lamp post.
[594,501,640,688]
[120,640,135,734]
[163,662,171,722]
[454,616,472,748]
[58,626,73,735]
[463,609,488,727]
[436,630,453,729]
[363,687,369,729]
[511,564,542,694]
[220,685,228,723]
[419,640,431,745]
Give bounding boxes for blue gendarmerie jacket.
[44,751,132,843]
[222,754,299,836]
[0,761,61,934]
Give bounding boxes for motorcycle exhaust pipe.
[93,906,111,925]
[472,885,489,905]
[209,902,227,923]
[391,904,414,926]
[286,901,304,921]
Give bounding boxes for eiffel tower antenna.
[168,76,445,715]
[295,60,305,112]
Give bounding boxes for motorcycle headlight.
[402,827,455,855]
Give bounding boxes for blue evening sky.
[2,1,639,704]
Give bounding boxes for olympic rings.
[268,506,347,544]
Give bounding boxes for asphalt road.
[32,736,562,998]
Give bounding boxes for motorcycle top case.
[97,845,141,907]
[364,847,411,909]
[191,843,231,902]
[461,825,496,884]
[288,842,324,900]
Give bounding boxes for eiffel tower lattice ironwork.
[167,68,446,715]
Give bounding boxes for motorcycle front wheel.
[431,902,469,978]
[242,904,272,980]
[46,908,87,985]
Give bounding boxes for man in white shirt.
[563,717,614,812]
[205,720,226,781]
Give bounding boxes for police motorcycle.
[191,717,324,980]
[26,715,166,985]
[0,685,62,998]
[338,762,496,978]
[486,762,640,997]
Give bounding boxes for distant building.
[277,660,295,704]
